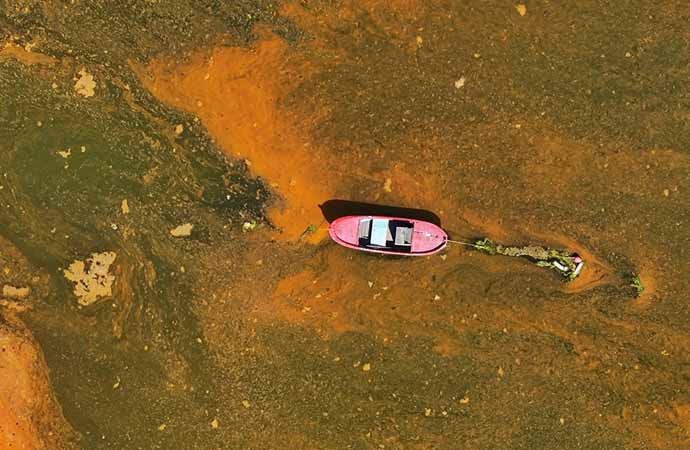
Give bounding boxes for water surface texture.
[1,1,689,449]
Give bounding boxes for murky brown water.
[2,1,690,449]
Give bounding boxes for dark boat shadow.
[319,199,442,226]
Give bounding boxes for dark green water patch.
[293,0,690,156]
[215,323,487,449]
[2,0,304,65]
[0,51,268,447]
[25,305,220,450]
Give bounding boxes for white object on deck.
[394,227,413,246]
[370,219,389,246]
[358,219,371,238]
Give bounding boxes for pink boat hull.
[328,215,448,256]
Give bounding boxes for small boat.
[328,215,448,256]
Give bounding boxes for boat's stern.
[328,216,361,247]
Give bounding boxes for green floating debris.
[473,238,497,255]
[473,238,584,281]
[630,274,645,296]
[242,220,257,232]
[299,223,318,240]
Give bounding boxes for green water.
[2,1,690,449]
[0,26,266,448]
